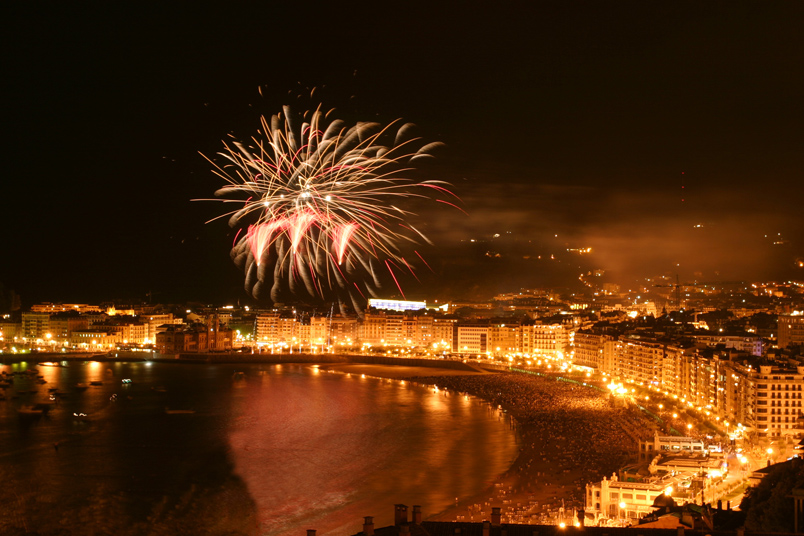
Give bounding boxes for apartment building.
[779,314,804,349]
[752,364,804,439]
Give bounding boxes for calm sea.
[0,361,518,536]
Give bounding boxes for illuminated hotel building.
[522,322,571,358]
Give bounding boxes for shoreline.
[318,363,522,521]
[317,362,655,526]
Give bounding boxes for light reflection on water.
[0,362,517,535]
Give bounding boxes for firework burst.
[201,104,457,313]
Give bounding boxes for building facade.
[779,314,804,349]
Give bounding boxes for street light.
[619,501,626,521]
[739,455,749,478]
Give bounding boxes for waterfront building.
[297,321,311,346]
[255,312,308,347]
[278,315,301,343]
[255,312,281,343]
[21,311,51,339]
[432,317,457,351]
[573,331,617,370]
[649,453,725,477]
[523,321,571,358]
[155,319,233,354]
[638,431,706,461]
[455,323,490,355]
[411,314,434,348]
[0,321,21,341]
[615,338,665,386]
[310,316,328,346]
[113,321,149,345]
[384,314,406,346]
[83,319,149,345]
[330,315,358,347]
[70,328,122,349]
[488,321,520,356]
[360,313,387,345]
[48,312,89,342]
[585,473,675,522]
[141,313,180,344]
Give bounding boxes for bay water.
[0,361,518,535]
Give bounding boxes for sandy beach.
[320,362,657,526]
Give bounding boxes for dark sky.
[3,2,803,306]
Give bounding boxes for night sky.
[3,2,803,307]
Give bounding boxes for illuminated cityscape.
[3,2,804,535]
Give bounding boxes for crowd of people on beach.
[403,371,658,524]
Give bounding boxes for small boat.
[75,383,89,390]
[165,407,195,414]
[121,379,132,384]
[89,381,103,386]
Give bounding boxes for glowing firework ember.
[202,104,457,313]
